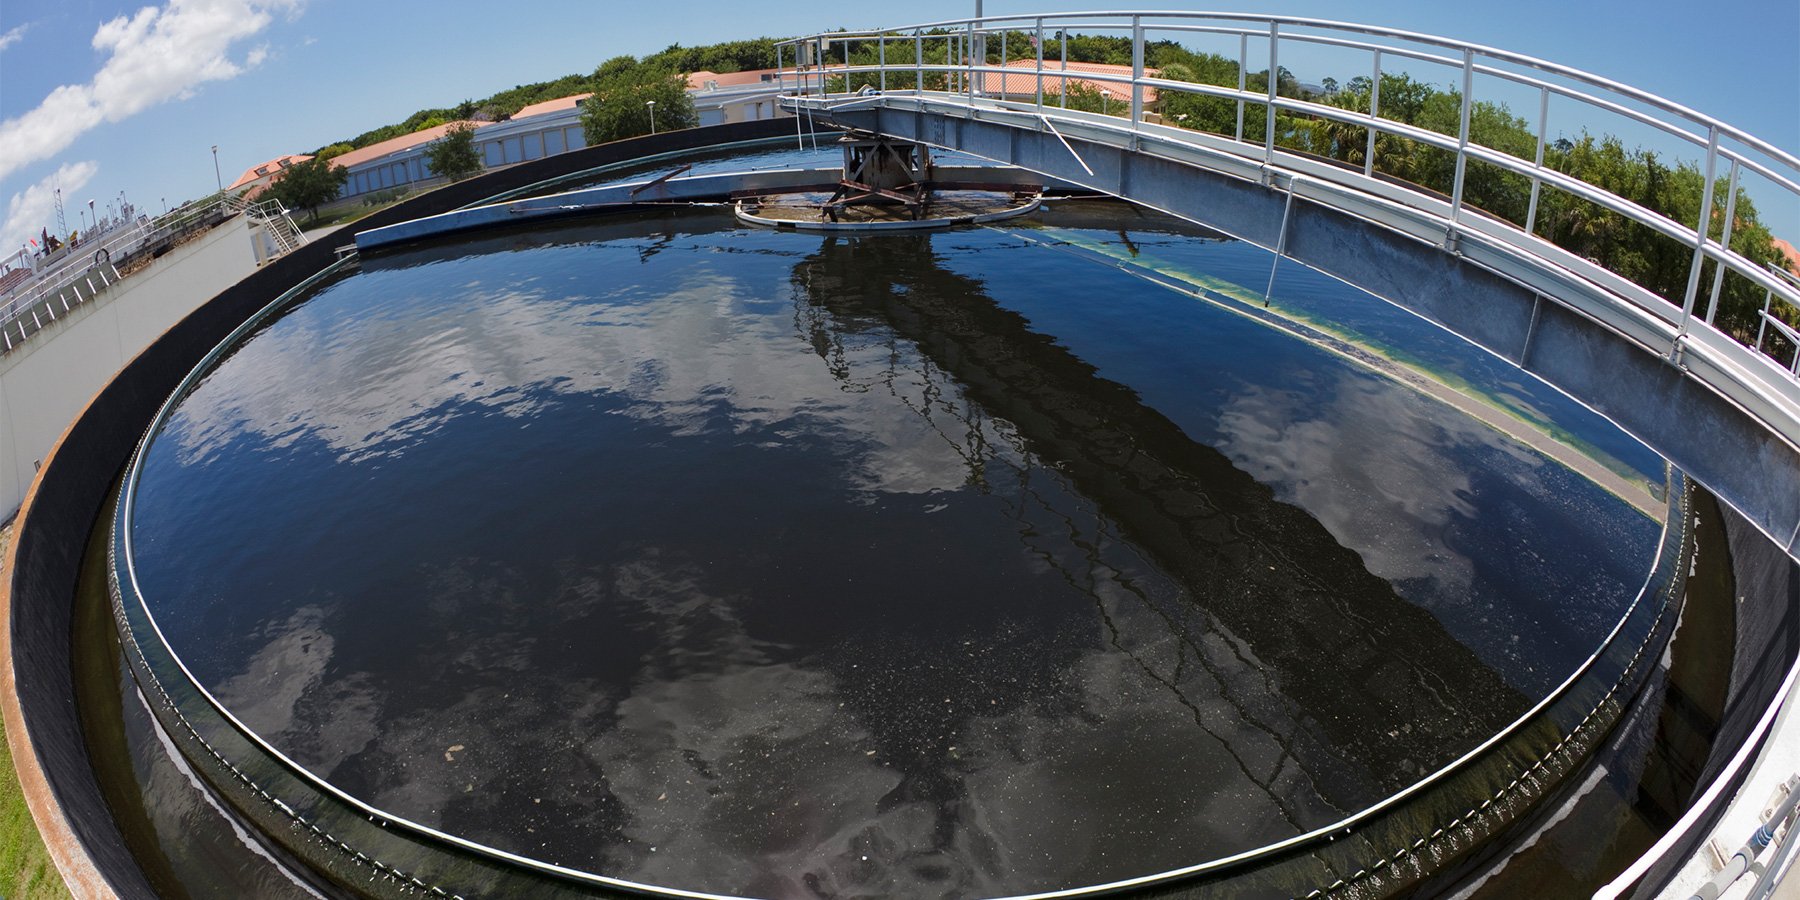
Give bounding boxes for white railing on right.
[773,11,1800,383]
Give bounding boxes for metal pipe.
[1706,160,1742,325]
[1527,85,1548,235]
[1040,115,1095,176]
[1448,47,1475,238]
[1265,178,1297,305]
[1036,19,1044,113]
[1688,777,1800,900]
[1265,22,1279,165]
[1759,289,1774,352]
[1061,28,1069,109]
[1365,49,1381,177]
[1130,16,1143,128]
[1678,126,1722,341]
[1236,33,1247,142]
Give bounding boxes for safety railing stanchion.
[1130,16,1144,130]
[915,30,923,94]
[1527,85,1549,235]
[1448,47,1475,244]
[1265,22,1279,166]
[1061,29,1069,109]
[1036,19,1045,114]
[1365,50,1382,178]
[1707,160,1743,325]
[1678,126,1723,348]
[1236,34,1248,143]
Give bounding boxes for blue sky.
[1,0,1795,251]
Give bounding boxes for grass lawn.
[0,524,73,900]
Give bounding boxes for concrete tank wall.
[0,217,259,520]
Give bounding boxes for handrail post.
[1036,18,1045,114]
[1061,28,1069,109]
[1236,33,1247,143]
[916,30,923,93]
[1706,160,1742,324]
[1678,126,1722,342]
[1131,16,1144,129]
[1757,287,1774,352]
[1265,22,1279,166]
[965,22,975,103]
[1527,85,1549,235]
[879,34,886,92]
[1448,47,1475,242]
[1365,49,1381,177]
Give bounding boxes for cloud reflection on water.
[131,219,1657,898]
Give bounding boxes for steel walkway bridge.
[771,11,1800,900]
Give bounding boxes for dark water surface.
[127,206,1663,898]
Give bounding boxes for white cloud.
[0,161,99,253]
[0,24,28,52]
[0,0,300,182]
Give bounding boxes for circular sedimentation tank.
[93,146,1697,900]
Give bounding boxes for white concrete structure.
[331,76,798,203]
[0,216,261,518]
[687,69,789,126]
[332,103,594,203]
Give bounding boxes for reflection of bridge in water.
[789,233,1530,830]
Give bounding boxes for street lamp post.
[211,145,222,193]
[647,100,657,135]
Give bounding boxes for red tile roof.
[1775,238,1800,276]
[686,68,792,91]
[514,94,592,120]
[227,154,312,190]
[986,60,1160,103]
[330,121,486,170]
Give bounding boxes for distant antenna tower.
[54,188,67,238]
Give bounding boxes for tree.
[581,56,699,145]
[264,157,349,224]
[424,123,483,183]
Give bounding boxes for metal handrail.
[774,11,1800,379]
[0,193,307,353]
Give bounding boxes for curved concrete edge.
[0,118,795,898]
[1,434,117,900]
